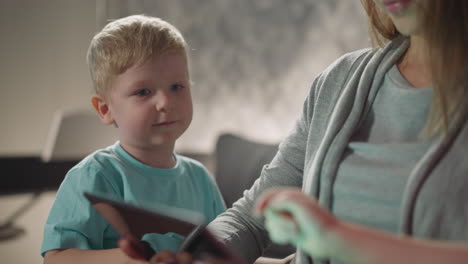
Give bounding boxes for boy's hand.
[119,236,234,264]
[119,235,151,261]
[150,250,193,264]
[119,236,192,264]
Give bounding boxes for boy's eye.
[135,89,152,96]
[170,84,184,91]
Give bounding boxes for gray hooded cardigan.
[208,36,468,264]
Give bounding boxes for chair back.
[41,109,118,162]
[214,133,278,207]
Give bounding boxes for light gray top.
[208,37,468,264]
[331,64,432,234]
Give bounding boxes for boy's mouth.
[154,120,177,127]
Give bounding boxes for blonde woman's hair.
[361,0,468,135]
[87,14,188,94]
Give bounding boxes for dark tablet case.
[83,192,244,263]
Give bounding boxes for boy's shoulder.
[57,143,124,198]
[175,153,212,177]
[72,144,119,170]
[175,153,206,168]
[64,144,125,186]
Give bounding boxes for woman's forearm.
[43,248,146,264]
[334,221,468,264]
[257,188,468,264]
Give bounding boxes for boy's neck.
[121,143,176,169]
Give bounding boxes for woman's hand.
[255,187,343,260]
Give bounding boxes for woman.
[122,0,468,263]
[255,0,468,263]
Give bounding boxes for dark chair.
[214,133,295,258]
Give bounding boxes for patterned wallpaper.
[105,0,370,152]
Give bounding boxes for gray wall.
[0,0,97,156]
[0,0,369,156]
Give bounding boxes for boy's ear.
[91,94,114,125]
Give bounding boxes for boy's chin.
[148,136,179,148]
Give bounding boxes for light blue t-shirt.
[41,142,226,256]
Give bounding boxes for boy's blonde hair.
[87,14,188,94]
[361,0,468,135]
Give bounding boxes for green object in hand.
[263,202,331,259]
[264,209,298,244]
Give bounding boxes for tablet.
[84,192,245,264]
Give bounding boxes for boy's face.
[95,51,193,152]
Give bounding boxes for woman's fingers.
[257,188,342,259]
[255,188,279,214]
[263,208,299,244]
[258,188,336,229]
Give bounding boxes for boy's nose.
[154,92,173,112]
